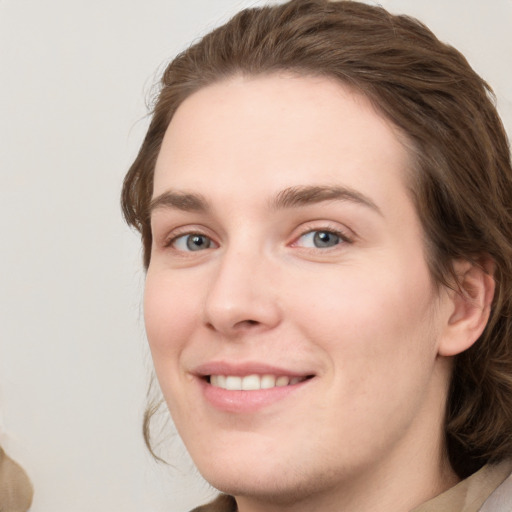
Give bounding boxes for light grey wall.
[0,1,510,511]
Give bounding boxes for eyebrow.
[270,185,382,215]
[149,184,382,217]
[149,191,209,215]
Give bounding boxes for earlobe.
[438,257,495,357]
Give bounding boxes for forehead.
[153,74,413,216]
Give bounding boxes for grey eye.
[313,231,341,248]
[297,230,342,248]
[173,234,213,251]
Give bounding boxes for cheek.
[286,257,439,370]
[143,271,203,419]
[290,262,441,438]
[143,270,199,362]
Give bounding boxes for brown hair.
[122,0,512,477]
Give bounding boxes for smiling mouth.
[207,374,313,391]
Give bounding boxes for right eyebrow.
[270,184,382,216]
[149,190,209,215]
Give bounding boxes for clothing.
[191,460,512,512]
[191,494,237,512]
[0,447,34,512]
[414,460,512,512]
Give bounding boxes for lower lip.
[200,378,311,413]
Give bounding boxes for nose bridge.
[203,236,280,335]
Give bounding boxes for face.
[145,75,454,505]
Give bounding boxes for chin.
[191,444,345,507]
[203,470,320,506]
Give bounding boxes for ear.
[438,257,495,357]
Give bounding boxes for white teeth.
[209,374,307,390]
[276,376,290,387]
[260,375,276,389]
[225,376,242,391]
[242,374,260,391]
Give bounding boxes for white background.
[0,1,511,511]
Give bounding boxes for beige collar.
[413,460,512,512]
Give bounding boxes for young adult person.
[121,1,512,510]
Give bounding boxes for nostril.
[235,319,261,329]
[205,318,258,328]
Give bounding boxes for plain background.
[1,1,511,511]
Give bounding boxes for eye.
[295,230,345,249]
[171,233,215,252]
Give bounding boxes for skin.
[144,74,491,512]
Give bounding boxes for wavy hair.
[122,0,512,478]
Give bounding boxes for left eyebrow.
[149,191,209,216]
[269,185,383,216]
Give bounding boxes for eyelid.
[161,225,218,250]
[290,222,355,247]
[172,234,218,252]
[156,221,354,252]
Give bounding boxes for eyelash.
[164,229,217,251]
[163,225,353,253]
[293,226,352,249]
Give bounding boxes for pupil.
[314,231,339,248]
[187,235,210,251]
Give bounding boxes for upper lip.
[194,361,314,378]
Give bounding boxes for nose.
[202,246,282,337]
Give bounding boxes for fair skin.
[145,74,492,512]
